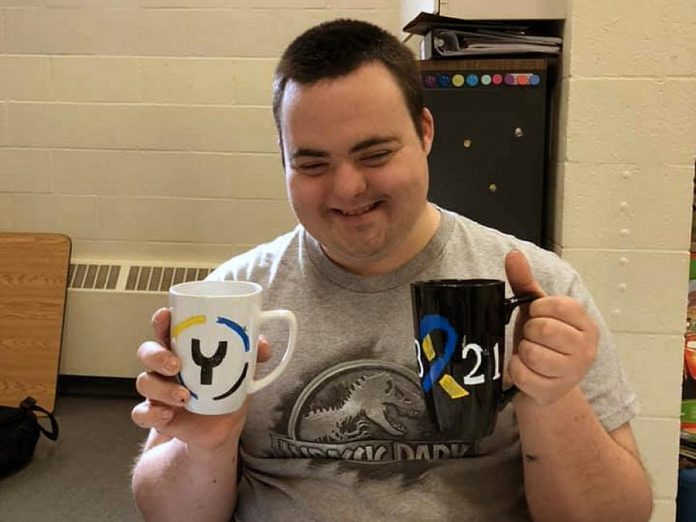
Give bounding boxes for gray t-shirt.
[209,209,638,522]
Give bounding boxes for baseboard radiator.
[60,260,216,378]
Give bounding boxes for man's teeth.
[341,203,377,216]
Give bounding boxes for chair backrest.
[0,233,71,411]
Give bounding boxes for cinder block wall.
[0,1,400,262]
[554,1,695,520]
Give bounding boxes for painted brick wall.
[556,1,696,520]
[0,1,401,262]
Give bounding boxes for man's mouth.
[334,201,381,217]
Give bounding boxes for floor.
[0,388,146,522]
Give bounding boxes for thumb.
[505,249,546,298]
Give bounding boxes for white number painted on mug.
[462,342,501,385]
[414,339,425,378]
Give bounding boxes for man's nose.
[333,160,367,199]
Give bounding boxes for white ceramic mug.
[169,280,297,415]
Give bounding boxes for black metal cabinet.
[420,58,553,246]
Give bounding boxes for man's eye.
[361,151,392,164]
[297,163,328,175]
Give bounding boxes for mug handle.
[247,310,297,394]
[500,293,540,409]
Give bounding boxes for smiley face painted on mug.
[172,315,251,402]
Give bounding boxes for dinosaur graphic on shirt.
[298,372,422,443]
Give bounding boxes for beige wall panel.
[0,102,6,146]
[632,417,680,500]
[71,239,249,265]
[189,8,401,58]
[569,0,696,77]
[139,0,230,6]
[141,58,235,104]
[4,8,50,54]
[93,8,143,56]
[50,57,141,103]
[0,56,49,101]
[565,79,663,164]
[561,163,693,250]
[141,9,189,56]
[140,1,326,6]
[371,9,402,35]
[97,196,296,244]
[187,9,324,58]
[329,0,398,8]
[7,102,141,149]
[0,10,4,53]
[44,0,139,6]
[52,150,142,195]
[234,59,276,106]
[138,106,277,152]
[561,249,689,335]
[0,148,51,193]
[137,151,287,199]
[52,149,286,199]
[566,78,696,165]
[47,9,98,55]
[661,79,696,164]
[0,195,11,229]
[614,333,684,418]
[9,194,98,238]
[650,500,676,522]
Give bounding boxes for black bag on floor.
[0,396,59,477]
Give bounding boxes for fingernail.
[173,390,188,403]
[160,408,173,420]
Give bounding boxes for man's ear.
[420,107,435,155]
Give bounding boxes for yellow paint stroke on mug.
[172,315,206,339]
[422,334,436,361]
[438,374,469,399]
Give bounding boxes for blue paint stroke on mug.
[216,316,250,352]
[177,373,199,400]
[419,314,458,393]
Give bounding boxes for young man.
[131,19,652,521]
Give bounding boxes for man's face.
[279,61,436,275]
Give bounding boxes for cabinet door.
[424,70,548,245]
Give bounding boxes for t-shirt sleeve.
[566,273,640,432]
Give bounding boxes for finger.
[131,400,175,430]
[258,335,272,363]
[508,354,563,403]
[522,317,582,355]
[151,307,171,348]
[528,296,595,332]
[137,341,180,376]
[136,371,190,407]
[505,249,546,299]
[517,339,569,378]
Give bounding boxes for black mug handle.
[499,293,540,409]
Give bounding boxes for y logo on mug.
[172,315,251,401]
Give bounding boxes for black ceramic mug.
[410,279,538,441]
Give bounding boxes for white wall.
[555,1,695,520]
[0,1,401,263]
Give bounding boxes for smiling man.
[131,19,652,522]
[281,60,439,276]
